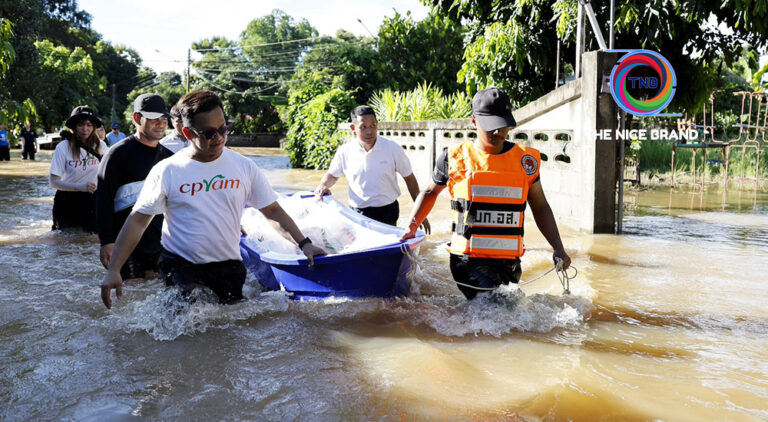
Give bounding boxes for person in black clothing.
[20,123,38,160]
[96,94,173,280]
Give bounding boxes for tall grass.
[638,140,768,180]
[369,82,472,122]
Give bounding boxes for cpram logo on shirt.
[68,157,100,171]
[179,174,241,196]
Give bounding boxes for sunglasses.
[189,124,232,141]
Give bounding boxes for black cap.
[472,88,516,132]
[64,106,103,130]
[133,94,170,119]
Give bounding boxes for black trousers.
[354,200,399,226]
[157,249,247,304]
[0,146,9,161]
[449,254,522,300]
[52,190,97,233]
[121,249,160,280]
[22,142,36,160]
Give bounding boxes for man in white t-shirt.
[159,103,190,153]
[314,106,430,233]
[100,90,325,309]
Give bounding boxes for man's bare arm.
[99,211,154,308]
[527,181,571,269]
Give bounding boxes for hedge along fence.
[283,88,356,169]
[369,82,472,122]
[283,83,472,169]
[638,139,768,181]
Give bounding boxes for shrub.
[369,82,471,122]
[283,87,356,169]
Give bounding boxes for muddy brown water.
[1,147,767,421]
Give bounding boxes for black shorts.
[449,254,522,300]
[354,200,399,226]
[121,249,160,280]
[52,190,97,233]
[157,249,247,304]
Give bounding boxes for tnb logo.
[628,76,658,89]
[609,49,680,117]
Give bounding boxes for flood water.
[1,148,767,421]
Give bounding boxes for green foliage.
[424,0,768,111]
[188,10,321,134]
[2,0,143,131]
[239,9,317,81]
[376,11,465,93]
[292,30,380,103]
[33,39,103,129]
[637,139,768,181]
[458,18,542,99]
[370,83,471,121]
[0,18,39,130]
[280,28,384,169]
[0,18,15,74]
[752,62,768,90]
[282,84,356,169]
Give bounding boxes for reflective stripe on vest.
[471,185,523,199]
[113,181,144,212]
[446,141,540,259]
[470,236,519,251]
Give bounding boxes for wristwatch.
[298,237,312,249]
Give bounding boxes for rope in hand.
[553,258,577,295]
[400,244,577,295]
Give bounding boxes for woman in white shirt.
[50,106,108,232]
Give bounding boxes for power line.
[197,69,334,85]
[193,36,320,52]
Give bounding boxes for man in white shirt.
[314,106,430,233]
[159,104,190,153]
[106,123,127,146]
[100,90,325,309]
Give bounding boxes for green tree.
[33,39,103,129]
[239,9,318,89]
[376,11,465,93]
[2,0,92,121]
[2,0,143,130]
[282,74,356,168]
[190,11,320,133]
[291,30,380,103]
[424,0,768,112]
[0,18,37,133]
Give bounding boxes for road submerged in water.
[1,148,767,421]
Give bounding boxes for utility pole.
[555,40,561,89]
[111,83,116,123]
[186,48,191,93]
[575,3,583,78]
[609,0,615,49]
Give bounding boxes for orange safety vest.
[447,141,541,259]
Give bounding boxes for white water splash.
[104,289,292,341]
[417,285,594,337]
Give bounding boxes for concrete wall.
[337,51,621,233]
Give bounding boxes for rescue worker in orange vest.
[400,87,571,299]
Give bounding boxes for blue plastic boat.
[239,193,425,300]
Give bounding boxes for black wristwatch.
[298,237,312,249]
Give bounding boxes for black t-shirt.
[432,141,540,185]
[20,129,37,144]
[95,136,174,250]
